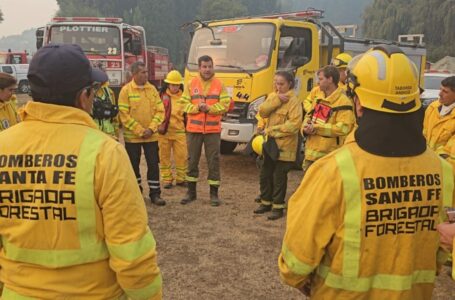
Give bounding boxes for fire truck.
[36,17,170,92]
[0,50,28,64]
[183,9,426,154]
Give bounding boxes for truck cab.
[36,17,148,94]
[184,10,426,154]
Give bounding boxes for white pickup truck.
[0,64,30,94]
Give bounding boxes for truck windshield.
[187,23,274,72]
[49,25,121,56]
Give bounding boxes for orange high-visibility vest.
[187,77,223,133]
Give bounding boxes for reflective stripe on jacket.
[95,83,119,138]
[118,80,165,143]
[187,77,222,133]
[279,142,455,299]
[161,89,185,135]
[259,90,303,162]
[303,87,355,162]
[423,100,455,154]
[0,101,162,299]
[179,76,230,134]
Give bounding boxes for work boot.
[150,193,166,206]
[163,183,173,189]
[254,204,272,214]
[268,208,284,220]
[181,182,197,205]
[210,185,221,207]
[254,195,261,203]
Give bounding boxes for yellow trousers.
[158,133,188,184]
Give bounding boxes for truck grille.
[223,102,249,123]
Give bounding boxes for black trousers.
[125,141,161,196]
[259,154,293,209]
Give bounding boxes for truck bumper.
[221,122,255,143]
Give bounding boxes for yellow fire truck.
[183,9,426,154]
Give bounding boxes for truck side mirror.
[36,28,44,50]
[131,39,142,55]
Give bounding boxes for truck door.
[276,25,318,101]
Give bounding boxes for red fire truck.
[0,50,28,64]
[36,17,170,92]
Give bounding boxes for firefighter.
[301,65,355,174]
[179,55,231,206]
[279,45,455,299]
[158,70,187,189]
[92,70,119,139]
[118,61,166,206]
[253,71,303,220]
[0,44,162,299]
[0,72,20,132]
[437,221,455,280]
[331,52,353,91]
[253,113,267,203]
[438,136,455,280]
[423,76,455,154]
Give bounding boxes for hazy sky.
[0,0,59,38]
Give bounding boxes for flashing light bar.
[263,9,324,20]
[52,17,123,23]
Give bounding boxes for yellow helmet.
[164,70,183,85]
[346,45,421,114]
[331,52,352,68]
[252,135,265,155]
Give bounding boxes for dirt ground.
[16,94,455,299]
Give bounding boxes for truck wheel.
[220,141,237,155]
[18,80,30,94]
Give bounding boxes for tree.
[363,0,455,61]
[55,0,283,67]
[198,0,248,20]
[0,9,3,23]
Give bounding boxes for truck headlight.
[246,95,266,120]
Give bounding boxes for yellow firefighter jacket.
[94,82,119,139]
[423,100,455,154]
[303,85,322,114]
[0,95,19,132]
[442,137,455,280]
[279,141,455,300]
[118,80,165,143]
[338,81,347,92]
[162,89,185,136]
[303,87,355,162]
[0,101,162,299]
[259,90,303,162]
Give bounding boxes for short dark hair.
[32,87,87,107]
[0,73,17,89]
[441,76,455,92]
[275,71,295,89]
[131,61,146,74]
[198,55,213,67]
[319,66,340,85]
